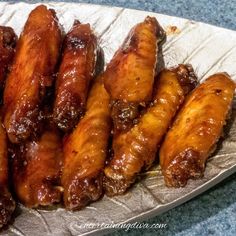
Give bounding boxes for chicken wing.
[12,125,63,208]
[160,73,235,187]
[3,5,62,143]
[0,117,15,227]
[104,64,197,196]
[53,20,99,131]
[62,74,111,210]
[0,26,17,90]
[104,16,165,133]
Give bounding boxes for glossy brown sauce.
[104,16,166,134]
[104,64,197,196]
[53,21,99,132]
[160,73,235,187]
[3,5,62,143]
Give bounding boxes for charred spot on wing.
[215,89,222,95]
[144,16,166,44]
[64,174,103,210]
[0,189,15,227]
[111,100,142,133]
[164,149,204,187]
[173,64,198,95]
[53,98,85,132]
[94,46,104,78]
[0,26,17,91]
[65,22,95,51]
[0,26,17,49]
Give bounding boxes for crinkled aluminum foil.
[0,2,235,236]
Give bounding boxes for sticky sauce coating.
[53,21,98,131]
[0,118,15,227]
[12,127,63,208]
[104,64,197,196]
[3,5,62,143]
[0,26,17,90]
[160,73,236,187]
[62,75,111,210]
[104,16,165,133]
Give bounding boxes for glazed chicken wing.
[62,75,111,210]
[0,26,17,90]
[0,117,15,227]
[104,65,197,196]
[160,73,235,187]
[12,125,63,208]
[3,5,61,143]
[53,20,99,131]
[104,16,165,133]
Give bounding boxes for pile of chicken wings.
[0,5,235,227]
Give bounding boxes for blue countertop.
[13,0,236,31]
[1,1,236,236]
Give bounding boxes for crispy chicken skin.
[53,21,99,131]
[160,73,235,187]
[104,64,197,196]
[0,26,17,90]
[12,126,63,208]
[0,118,15,227]
[3,5,61,143]
[104,16,165,133]
[62,75,111,210]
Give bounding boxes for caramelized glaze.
[0,26,17,90]
[104,16,165,133]
[62,75,111,210]
[0,117,15,227]
[160,73,235,187]
[3,5,62,143]
[53,21,99,131]
[104,64,197,196]
[12,125,63,208]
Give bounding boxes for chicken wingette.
[160,73,235,187]
[12,125,63,208]
[104,64,197,196]
[3,5,61,143]
[104,16,165,133]
[0,30,17,217]
[0,117,15,227]
[62,74,111,210]
[0,26,17,90]
[53,20,99,131]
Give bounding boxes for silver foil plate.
[0,2,235,235]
